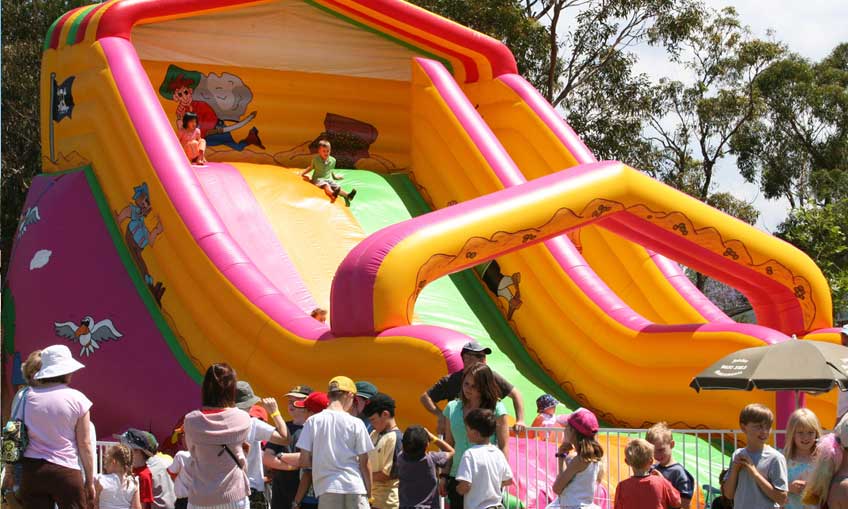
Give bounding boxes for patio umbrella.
[690,339,848,393]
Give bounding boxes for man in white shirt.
[297,376,374,509]
[236,381,291,509]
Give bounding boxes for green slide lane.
[338,169,580,419]
[338,170,727,503]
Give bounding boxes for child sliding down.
[301,140,357,204]
[179,112,207,165]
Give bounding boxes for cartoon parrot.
[54,316,123,357]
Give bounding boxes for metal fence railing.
[98,427,799,509]
[504,427,791,509]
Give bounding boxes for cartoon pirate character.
[159,64,265,152]
[116,183,165,304]
[481,261,523,320]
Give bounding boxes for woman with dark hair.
[19,344,95,509]
[183,363,252,508]
[440,364,510,509]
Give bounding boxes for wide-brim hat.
[34,344,85,380]
[235,380,261,410]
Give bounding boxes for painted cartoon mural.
[55,317,123,357]
[158,64,264,152]
[16,207,41,240]
[115,183,165,304]
[479,260,523,320]
[277,113,397,169]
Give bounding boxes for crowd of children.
[7,345,848,509]
[88,381,848,509]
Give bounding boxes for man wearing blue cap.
[420,341,526,433]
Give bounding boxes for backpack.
[1,388,30,464]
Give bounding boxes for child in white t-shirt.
[95,444,140,509]
[456,408,513,509]
[296,376,375,509]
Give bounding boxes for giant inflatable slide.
[4,0,841,463]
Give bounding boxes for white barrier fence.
[503,427,789,509]
[97,427,792,509]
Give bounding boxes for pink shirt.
[178,127,202,144]
[23,384,92,470]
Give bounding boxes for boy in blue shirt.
[722,404,788,508]
[301,140,357,204]
[646,422,695,508]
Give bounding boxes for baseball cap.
[355,381,379,399]
[461,341,492,355]
[114,428,158,456]
[536,394,559,413]
[235,381,261,410]
[558,408,599,437]
[328,375,357,394]
[294,392,330,413]
[285,385,313,399]
[841,324,848,336]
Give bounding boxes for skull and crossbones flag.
[51,76,75,122]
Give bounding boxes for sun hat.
[285,385,313,399]
[33,344,85,380]
[536,394,559,413]
[114,428,158,456]
[294,392,330,413]
[235,381,261,410]
[328,376,357,394]
[461,341,492,355]
[558,408,599,437]
[355,381,379,399]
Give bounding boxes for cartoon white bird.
[17,207,41,239]
[54,316,123,357]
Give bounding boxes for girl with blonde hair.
[802,413,848,508]
[96,444,141,509]
[783,408,822,509]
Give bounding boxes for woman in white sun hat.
[19,344,95,509]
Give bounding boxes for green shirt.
[310,155,336,182]
[443,399,507,476]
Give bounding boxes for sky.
[578,1,847,231]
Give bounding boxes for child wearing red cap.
[551,408,605,508]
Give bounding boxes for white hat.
[34,345,85,380]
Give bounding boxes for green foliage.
[777,201,848,316]
[732,44,848,208]
[645,7,784,209]
[1,0,93,275]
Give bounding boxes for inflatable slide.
[4,0,842,455]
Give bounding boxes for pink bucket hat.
[556,407,599,437]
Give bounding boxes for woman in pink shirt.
[182,363,252,508]
[19,344,94,509]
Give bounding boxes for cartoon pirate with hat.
[159,64,264,152]
[116,183,166,304]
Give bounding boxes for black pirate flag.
[51,76,75,122]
